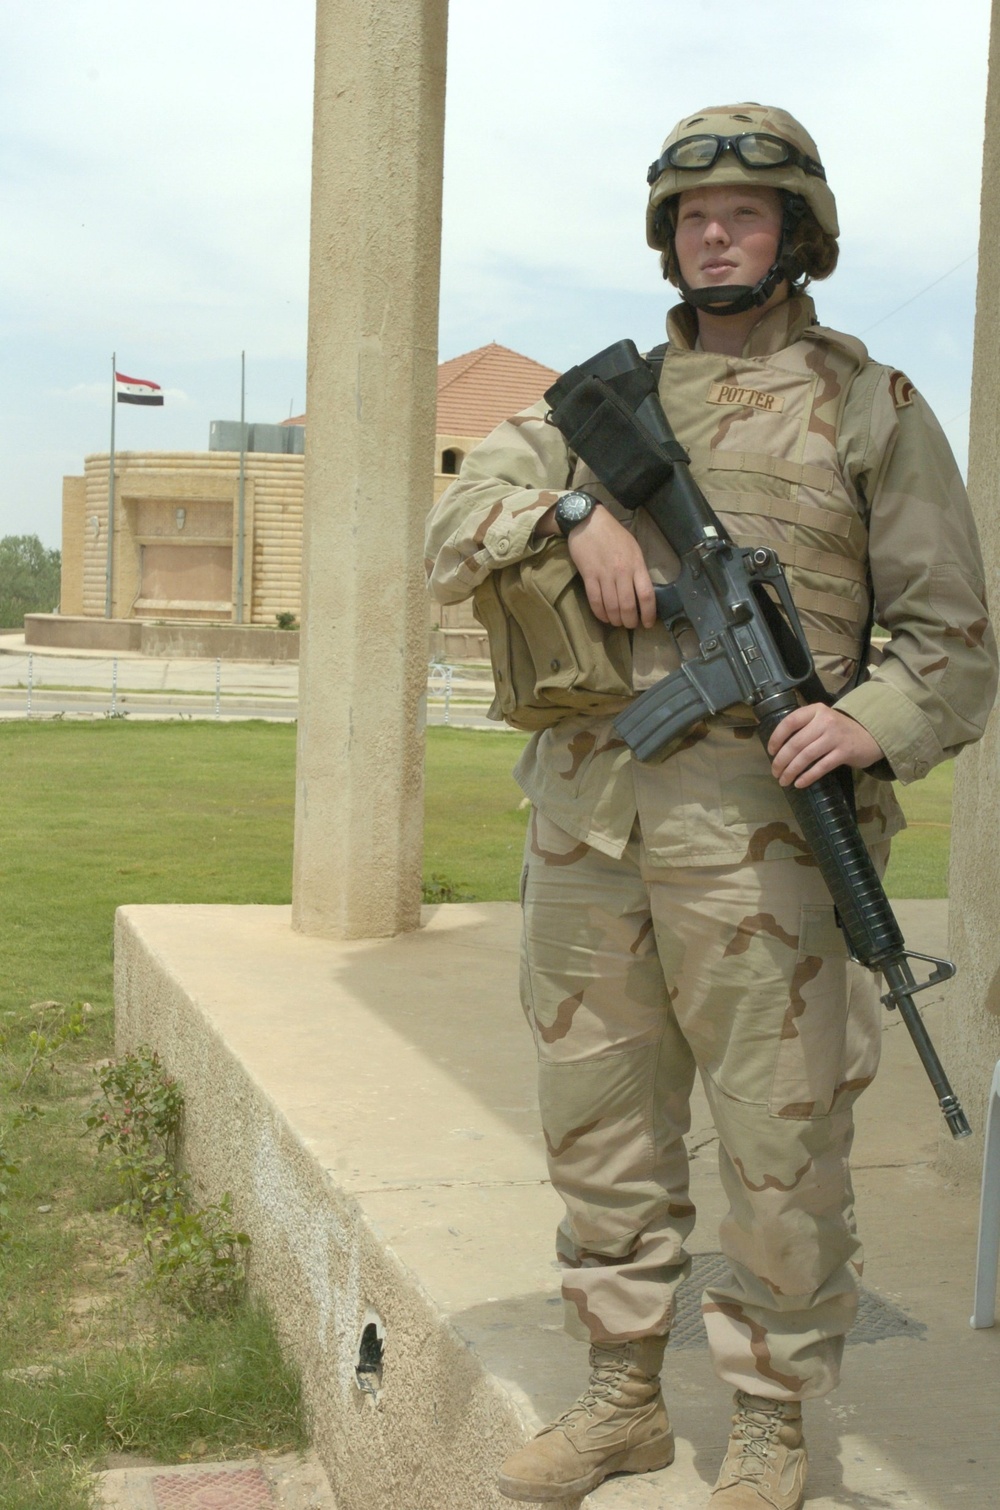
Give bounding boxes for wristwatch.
[554,490,598,537]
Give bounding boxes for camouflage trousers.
[520,808,885,1401]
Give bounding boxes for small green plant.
[9,999,90,1092]
[88,1048,248,1312]
[87,1046,185,1220]
[421,873,473,904]
[0,1000,90,1094]
[145,1195,250,1314]
[275,611,298,630]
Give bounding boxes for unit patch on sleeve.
[706,382,785,413]
[888,370,916,409]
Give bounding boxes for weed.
[11,1000,90,1093]
[145,1196,250,1315]
[0,1000,91,1096]
[87,1048,184,1221]
[87,1049,249,1314]
[421,873,473,904]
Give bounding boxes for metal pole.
[215,657,221,719]
[236,351,246,624]
[26,653,33,719]
[111,657,118,716]
[428,661,454,726]
[105,353,116,618]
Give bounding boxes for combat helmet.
[646,103,839,315]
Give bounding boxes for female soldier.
[425,104,996,1509]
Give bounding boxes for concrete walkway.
[112,896,1000,1510]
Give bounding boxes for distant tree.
[0,535,62,629]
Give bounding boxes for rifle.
[544,340,971,1140]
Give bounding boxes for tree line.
[0,536,61,629]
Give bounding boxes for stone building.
[46,341,557,658]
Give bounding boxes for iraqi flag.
[115,371,164,406]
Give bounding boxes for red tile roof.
[436,342,560,437]
[280,343,561,441]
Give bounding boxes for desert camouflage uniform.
[424,292,997,1400]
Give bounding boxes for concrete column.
[292,0,448,939]
[939,0,1000,1177]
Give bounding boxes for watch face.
[556,491,595,530]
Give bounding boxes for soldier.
[425,104,997,1508]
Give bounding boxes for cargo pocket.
[470,571,524,725]
[768,903,852,1121]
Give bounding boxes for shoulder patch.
[888,370,916,409]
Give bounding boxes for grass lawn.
[0,719,954,1503]
[422,727,530,899]
[0,722,303,1508]
[0,724,954,1019]
[881,760,954,900]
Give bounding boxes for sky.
[0,0,992,549]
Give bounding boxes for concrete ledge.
[26,615,300,662]
[114,901,999,1510]
[27,615,144,653]
[114,904,577,1510]
[429,626,489,662]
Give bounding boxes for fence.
[0,652,297,722]
[0,652,502,729]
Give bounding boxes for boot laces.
[730,1401,786,1481]
[549,1355,630,1429]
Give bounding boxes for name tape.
[706,382,785,413]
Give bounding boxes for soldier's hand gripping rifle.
[544,340,971,1140]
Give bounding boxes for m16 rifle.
[544,340,970,1140]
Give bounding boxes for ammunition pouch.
[472,539,634,730]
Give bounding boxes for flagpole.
[236,350,246,624]
[105,352,116,618]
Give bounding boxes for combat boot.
[497,1336,674,1502]
[710,1390,807,1510]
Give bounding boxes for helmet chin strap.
[677,260,785,316]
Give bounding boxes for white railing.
[0,649,503,728]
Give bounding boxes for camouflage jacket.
[425,294,998,865]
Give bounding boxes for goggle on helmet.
[646,104,839,316]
